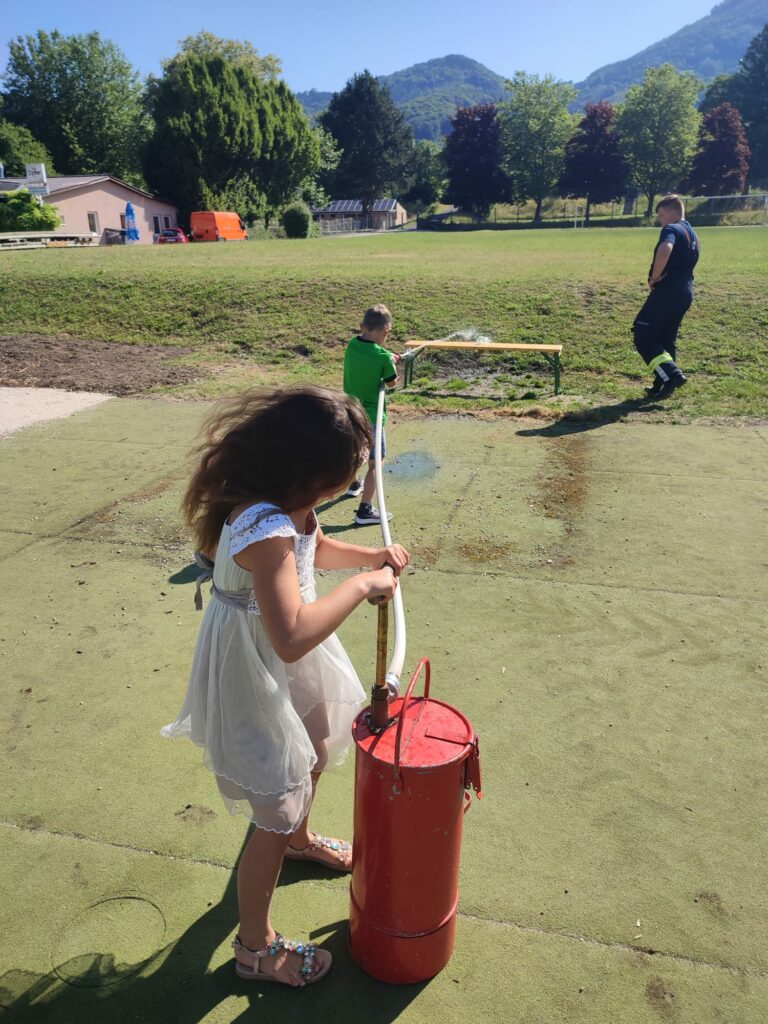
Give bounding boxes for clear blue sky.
[1,0,718,93]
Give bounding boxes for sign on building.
[25,163,49,196]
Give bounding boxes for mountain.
[296,55,507,141]
[296,2,766,139]
[575,0,768,105]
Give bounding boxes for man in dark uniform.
[633,194,700,399]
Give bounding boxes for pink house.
[1,174,179,244]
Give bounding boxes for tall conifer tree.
[320,71,414,214]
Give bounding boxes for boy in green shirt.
[343,304,401,525]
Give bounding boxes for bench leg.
[554,353,561,395]
[404,354,415,387]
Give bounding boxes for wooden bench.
[403,340,564,394]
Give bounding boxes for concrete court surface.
[0,398,767,1024]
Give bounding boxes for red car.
[155,227,189,244]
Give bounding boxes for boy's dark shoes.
[354,503,393,526]
[345,480,363,497]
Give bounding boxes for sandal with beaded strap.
[232,933,332,985]
[284,832,352,872]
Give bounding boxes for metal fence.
[418,194,768,230]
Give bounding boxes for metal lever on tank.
[367,562,395,731]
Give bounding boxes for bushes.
[281,201,311,238]
[0,190,61,232]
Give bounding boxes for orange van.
[189,211,248,242]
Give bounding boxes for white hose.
[373,381,406,694]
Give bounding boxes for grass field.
[1,227,766,417]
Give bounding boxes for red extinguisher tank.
[349,658,482,984]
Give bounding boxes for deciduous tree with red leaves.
[683,102,751,196]
[558,101,628,224]
[443,103,512,220]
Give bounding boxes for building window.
[153,216,161,234]
[120,214,126,229]
[87,212,99,234]
[164,216,171,228]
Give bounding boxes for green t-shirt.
[343,335,397,423]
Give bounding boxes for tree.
[400,140,446,215]
[499,72,577,222]
[319,71,414,214]
[558,102,627,224]
[164,32,281,81]
[682,103,750,195]
[144,53,267,222]
[299,127,341,210]
[144,50,318,225]
[0,118,54,176]
[701,25,768,185]
[253,82,319,225]
[442,105,510,219]
[1,30,149,182]
[616,64,701,216]
[0,189,60,231]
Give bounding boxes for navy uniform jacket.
[649,220,700,295]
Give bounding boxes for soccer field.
[1,227,766,416]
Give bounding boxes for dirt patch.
[175,804,217,825]
[411,543,440,567]
[645,977,676,1017]
[532,435,590,569]
[535,436,590,523]
[694,889,727,916]
[458,539,514,563]
[0,335,199,396]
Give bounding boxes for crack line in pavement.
[457,910,768,981]
[3,820,765,983]
[431,467,481,563]
[0,819,234,872]
[420,565,765,605]
[0,530,763,605]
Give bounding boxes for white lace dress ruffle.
[162,503,365,833]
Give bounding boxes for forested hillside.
[297,55,506,140]
[575,0,767,104]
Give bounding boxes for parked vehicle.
[155,227,189,244]
[189,211,248,242]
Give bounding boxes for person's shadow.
[516,396,661,437]
[0,832,427,1023]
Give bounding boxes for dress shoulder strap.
[229,503,296,557]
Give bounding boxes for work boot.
[655,363,687,399]
[644,375,665,399]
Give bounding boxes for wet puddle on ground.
[385,450,440,479]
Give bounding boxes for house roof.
[320,199,400,214]
[0,174,175,206]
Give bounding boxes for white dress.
[162,503,366,833]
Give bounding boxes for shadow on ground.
[0,835,426,1024]
[517,397,663,437]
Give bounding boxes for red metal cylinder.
[349,658,482,984]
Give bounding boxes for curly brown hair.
[183,385,373,554]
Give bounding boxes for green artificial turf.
[1,400,767,1022]
[1,227,766,417]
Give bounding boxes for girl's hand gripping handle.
[366,562,397,606]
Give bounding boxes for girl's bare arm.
[314,525,409,574]
[236,537,397,663]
